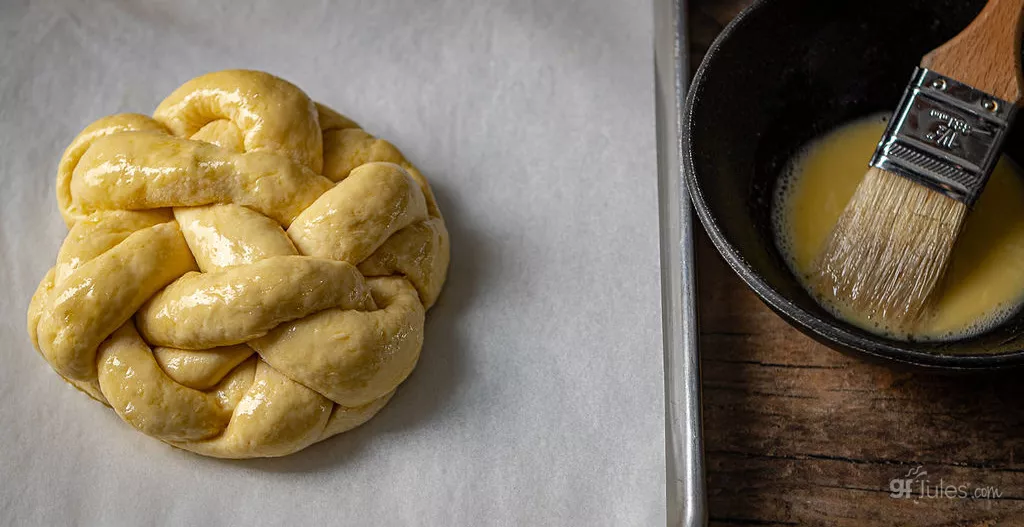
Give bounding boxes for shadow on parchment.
[198,178,493,473]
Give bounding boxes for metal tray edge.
[654,0,706,525]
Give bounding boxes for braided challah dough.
[27,70,450,458]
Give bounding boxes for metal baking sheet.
[0,0,669,525]
[654,0,707,525]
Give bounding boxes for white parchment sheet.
[0,0,665,525]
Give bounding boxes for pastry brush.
[814,0,1024,330]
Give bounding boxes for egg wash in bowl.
[773,113,1024,341]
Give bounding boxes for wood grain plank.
[697,229,1024,524]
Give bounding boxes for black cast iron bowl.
[683,0,1024,370]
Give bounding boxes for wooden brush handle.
[920,0,1024,104]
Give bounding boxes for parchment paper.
[0,0,665,525]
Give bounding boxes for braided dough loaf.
[27,70,450,458]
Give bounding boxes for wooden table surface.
[689,1,1024,525]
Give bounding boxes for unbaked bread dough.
[27,70,450,458]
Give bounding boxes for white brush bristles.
[814,167,968,329]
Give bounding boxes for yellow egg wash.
[773,114,1024,341]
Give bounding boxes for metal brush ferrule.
[870,67,1017,205]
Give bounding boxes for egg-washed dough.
[27,70,450,459]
